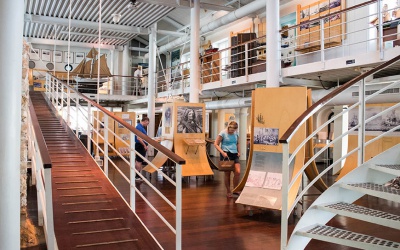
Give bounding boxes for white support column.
[110,49,115,95]
[147,23,157,157]
[0,1,24,248]
[122,45,130,95]
[266,0,280,87]
[332,106,348,175]
[210,110,219,156]
[189,0,201,103]
[239,108,248,160]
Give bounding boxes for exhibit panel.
[236,87,308,210]
[173,102,213,176]
[114,111,136,156]
[143,103,175,173]
[93,111,115,156]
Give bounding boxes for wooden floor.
[105,158,400,250]
[25,156,399,250]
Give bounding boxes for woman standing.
[214,121,240,198]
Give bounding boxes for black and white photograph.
[348,106,400,132]
[164,107,172,127]
[41,49,51,62]
[29,48,40,61]
[75,52,85,63]
[300,21,309,31]
[177,106,203,133]
[64,51,74,64]
[54,50,62,63]
[254,127,279,146]
[118,119,132,128]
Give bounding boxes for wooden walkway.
[30,92,160,250]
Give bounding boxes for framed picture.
[53,50,62,63]
[29,48,40,61]
[75,52,85,64]
[177,106,203,133]
[64,51,74,64]
[41,49,51,62]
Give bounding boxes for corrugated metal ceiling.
[24,0,175,46]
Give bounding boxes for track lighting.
[127,0,139,10]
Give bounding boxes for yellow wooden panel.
[114,112,136,156]
[236,87,308,210]
[173,103,213,176]
[93,111,115,156]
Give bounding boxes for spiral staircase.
[287,143,400,249]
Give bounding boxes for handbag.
[218,157,235,171]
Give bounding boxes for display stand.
[114,112,136,157]
[173,102,213,177]
[93,111,115,157]
[235,87,308,211]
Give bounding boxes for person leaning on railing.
[214,121,241,198]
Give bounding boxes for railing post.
[176,163,182,250]
[51,78,55,105]
[281,142,290,250]
[357,79,366,165]
[377,0,384,60]
[44,168,57,250]
[55,80,59,108]
[75,96,79,136]
[320,19,325,65]
[87,103,92,155]
[130,132,136,210]
[104,115,109,176]
[60,81,64,115]
[244,43,249,81]
[66,88,71,125]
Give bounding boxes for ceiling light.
[127,0,138,10]
[112,13,121,23]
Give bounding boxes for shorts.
[219,151,239,164]
[135,143,148,165]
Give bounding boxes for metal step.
[316,202,400,230]
[340,183,400,203]
[371,164,400,176]
[296,224,400,249]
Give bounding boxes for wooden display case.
[114,112,136,157]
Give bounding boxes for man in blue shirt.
[135,117,150,182]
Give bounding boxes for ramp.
[30,92,161,250]
[143,139,173,173]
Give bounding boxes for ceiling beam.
[157,30,187,37]
[282,77,336,89]
[25,37,119,50]
[60,31,130,40]
[133,36,149,46]
[162,16,184,29]
[25,14,149,35]
[136,0,235,11]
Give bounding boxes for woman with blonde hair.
[214,121,241,198]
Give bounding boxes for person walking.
[214,121,241,198]
[135,117,150,183]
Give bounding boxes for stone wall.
[20,40,29,207]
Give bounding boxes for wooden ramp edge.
[30,92,161,250]
[143,140,173,173]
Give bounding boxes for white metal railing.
[279,54,400,249]
[45,73,185,249]
[152,0,397,97]
[28,99,58,250]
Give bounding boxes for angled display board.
[236,87,308,210]
[173,102,213,176]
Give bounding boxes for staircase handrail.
[52,75,186,165]
[28,97,56,249]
